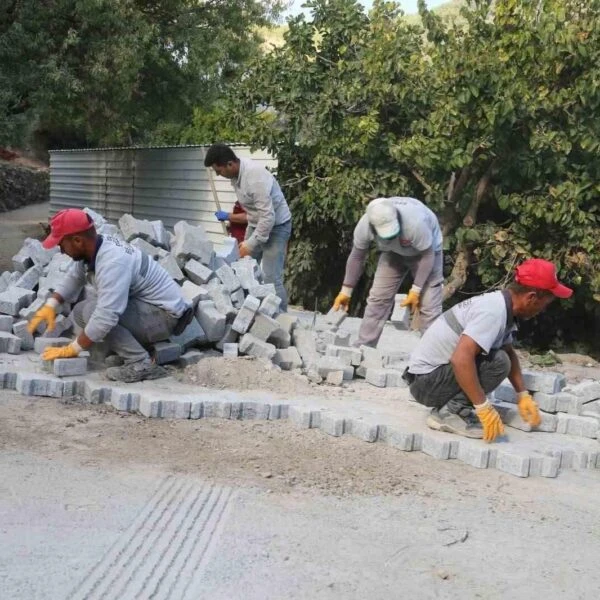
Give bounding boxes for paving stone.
[222,343,238,358]
[319,412,345,437]
[18,296,45,322]
[159,254,185,283]
[16,373,64,397]
[289,405,321,428]
[139,395,191,419]
[268,404,289,420]
[208,286,237,320]
[231,295,260,334]
[325,345,362,366]
[230,287,245,309]
[365,368,388,387]
[150,220,170,249]
[195,301,226,342]
[556,413,599,438]
[323,307,346,330]
[0,287,36,316]
[33,337,72,354]
[15,265,43,290]
[421,434,456,460]
[268,326,290,349]
[53,357,88,377]
[376,425,415,451]
[153,341,182,364]
[554,391,580,413]
[171,221,214,266]
[275,313,299,334]
[381,369,407,388]
[118,214,158,244]
[183,259,213,285]
[324,370,343,386]
[495,449,530,477]
[250,313,281,342]
[180,281,210,305]
[0,331,21,354]
[216,325,239,351]
[291,328,319,367]
[248,283,277,300]
[83,381,112,404]
[495,402,532,432]
[522,369,566,394]
[239,333,276,361]
[564,380,600,404]
[110,388,141,412]
[493,381,517,403]
[528,452,560,478]
[532,391,558,413]
[40,314,73,338]
[11,320,33,351]
[457,441,490,469]
[229,401,244,420]
[258,293,281,318]
[0,315,15,332]
[214,237,240,264]
[178,349,204,368]
[12,252,33,273]
[0,371,17,390]
[130,237,160,258]
[241,401,271,420]
[215,264,241,292]
[316,356,353,380]
[201,400,232,419]
[232,259,260,290]
[273,346,303,371]
[347,419,379,442]
[170,317,208,351]
[390,295,410,330]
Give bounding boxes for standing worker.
[28,208,193,383]
[204,143,292,311]
[405,259,573,441]
[332,196,444,346]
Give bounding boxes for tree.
[0,0,282,151]
[230,0,600,350]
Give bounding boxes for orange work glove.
[400,286,421,313]
[42,342,81,361]
[333,286,352,312]
[27,300,58,334]
[518,392,542,427]
[475,400,505,442]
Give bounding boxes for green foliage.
[229,0,600,349]
[0,0,282,150]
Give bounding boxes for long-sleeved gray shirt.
[54,235,190,342]
[232,158,291,251]
[343,197,443,289]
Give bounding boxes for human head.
[366,198,400,239]
[509,258,573,319]
[42,208,97,261]
[203,143,240,179]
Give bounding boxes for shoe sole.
[426,415,483,439]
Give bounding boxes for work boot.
[426,406,483,439]
[104,354,125,367]
[105,360,168,383]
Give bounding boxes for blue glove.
[215,210,229,222]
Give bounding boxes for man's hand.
[333,292,351,312]
[518,392,542,427]
[28,302,57,334]
[239,242,252,258]
[475,400,505,442]
[400,286,421,313]
[215,210,229,222]
[42,343,80,361]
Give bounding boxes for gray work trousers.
[72,297,179,365]
[357,250,444,347]
[408,349,511,416]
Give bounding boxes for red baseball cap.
[42,209,94,249]
[514,258,573,299]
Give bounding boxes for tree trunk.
[443,243,470,301]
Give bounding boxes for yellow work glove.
[27,299,59,334]
[42,342,81,361]
[400,286,421,313]
[333,286,352,312]
[518,392,542,427]
[475,400,505,443]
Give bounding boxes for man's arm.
[228,212,248,225]
[412,246,435,289]
[450,335,487,406]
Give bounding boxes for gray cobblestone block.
[522,369,566,394]
[537,413,558,432]
[241,401,271,420]
[556,413,599,438]
[84,381,112,404]
[150,220,170,249]
[382,351,409,368]
[223,343,238,358]
[325,371,344,386]
[268,403,288,420]
[258,293,281,318]
[0,315,14,332]
[0,273,9,294]
[153,341,181,364]
[19,296,45,321]
[564,380,600,404]
[528,453,560,478]
[118,214,158,244]
[216,325,239,351]
[378,426,415,451]
[532,391,558,413]
[53,357,87,377]
[16,373,64,397]
[7,272,21,287]
[0,331,21,354]
[289,406,313,428]
[554,392,580,413]
[170,317,208,351]
[111,388,141,412]
[320,412,345,437]
[273,347,302,371]
[390,295,410,330]
[139,395,191,419]
[178,349,204,368]
[493,381,517,403]
[380,369,407,388]
[0,371,17,390]
[230,287,245,309]
[247,283,276,299]
[229,401,244,420]
[12,252,33,273]
[421,434,456,460]
[347,419,379,442]
[0,287,36,316]
[365,368,388,387]
[40,313,72,338]
[495,449,530,477]
[268,326,290,349]
[239,333,276,360]
[195,301,226,341]
[202,400,232,419]
[457,441,490,469]
[325,345,362,366]
[208,287,236,320]
[231,295,260,334]
[215,264,241,292]
[180,281,210,305]
[130,237,160,258]
[22,237,60,267]
[495,402,532,432]
[317,356,354,380]
[232,259,259,290]
[275,313,299,334]
[214,237,239,264]
[159,254,185,283]
[250,313,281,342]
[323,307,346,330]
[33,337,72,353]
[15,265,43,290]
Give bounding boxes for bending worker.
[333,196,444,346]
[405,258,573,441]
[28,208,193,383]
[204,143,292,311]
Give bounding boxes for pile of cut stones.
[0,208,412,386]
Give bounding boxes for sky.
[284,0,448,17]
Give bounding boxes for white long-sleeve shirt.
[54,235,190,342]
[232,158,291,251]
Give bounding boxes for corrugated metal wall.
[49,145,277,244]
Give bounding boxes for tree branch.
[443,243,470,301]
[462,160,495,227]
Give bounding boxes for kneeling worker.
[332,196,444,345]
[405,259,573,442]
[28,209,193,383]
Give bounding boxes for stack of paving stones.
[0,207,412,387]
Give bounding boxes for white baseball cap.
[366,198,400,239]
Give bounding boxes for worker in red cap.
[28,208,193,383]
[404,258,573,442]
